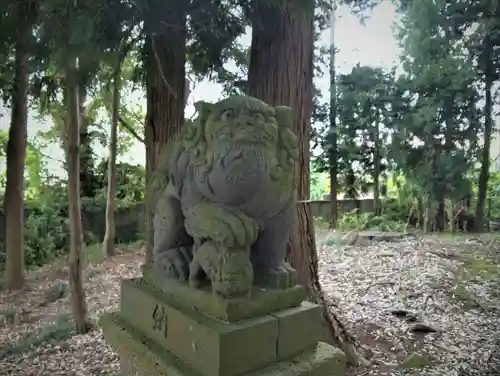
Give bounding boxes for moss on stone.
[100,312,346,376]
[142,266,306,322]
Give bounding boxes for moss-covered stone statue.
[100,95,347,376]
[149,95,299,298]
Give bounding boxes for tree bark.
[373,119,381,216]
[103,61,121,258]
[476,32,493,232]
[144,5,187,263]
[329,0,338,228]
[56,88,96,198]
[65,39,89,333]
[247,0,362,364]
[79,95,97,198]
[4,0,31,290]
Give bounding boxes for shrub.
[338,209,406,232]
[0,185,144,270]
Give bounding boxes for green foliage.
[317,65,397,198]
[310,166,328,200]
[0,130,50,198]
[382,174,423,222]
[309,0,500,233]
[22,188,70,267]
[311,0,500,232]
[94,161,146,204]
[340,0,383,15]
[393,0,481,204]
[313,216,331,230]
[337,209,406,232]
[0,160,145,270]
[396,0,499,230]
[486,172,500,219]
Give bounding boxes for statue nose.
[236,117,253,127]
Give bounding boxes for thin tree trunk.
[476,33,493,232]
[57,89,95,197]
[373,119,380,216]
[65,46,89,333]
[103,61,121,258]
[247,0,363,364]
[4,0,30,290]
[328,0,338,228]
[79,93,96,198]
[144,8,187,263]
[417,196,424,229]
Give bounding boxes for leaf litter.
[0,234,498,375]
[317,232,500,376]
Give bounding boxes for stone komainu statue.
[149,95,299,298]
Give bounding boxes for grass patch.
[313,217,331,230]
[119,239,146,252]
[452,282,483,309]
[430,231,500,245]
[452,249,500,309]
[318,235,342,247]
[84,239,145,265]
[460,254,500,281]
[0,313,85,360]
[85,243,106,264]
[0,305,19,325]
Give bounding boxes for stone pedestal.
[100,265,346,376]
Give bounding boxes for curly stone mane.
[148,96,298,207]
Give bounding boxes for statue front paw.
[154,246,193,282]
[253,262,296,289]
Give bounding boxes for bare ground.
[0,233,499,375]
[317,231,500,376]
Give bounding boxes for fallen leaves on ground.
[0,234,499,376]
[317,232,500,376]
[0,247,143,375]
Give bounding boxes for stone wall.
[0,204,146,246]
[308,199,375,220]
[0,199,375,246]
[82,204,146,243]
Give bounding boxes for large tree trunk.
[65,51,89,334]
[247,0,362,364]
[4,0,30,290]
[144,5,187,263]
[476,33,493,232]
[329,0,338,228]
[103,62,121,258]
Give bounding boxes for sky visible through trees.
[0,2,402,178]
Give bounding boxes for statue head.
[196,96,280,150]
[179,95,298,174]
[149,95,299,208]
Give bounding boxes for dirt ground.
[0,233,499,376]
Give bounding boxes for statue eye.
[220,109,234,121]
[254,113,265,123]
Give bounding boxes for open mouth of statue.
[232,151,244,161]
[221,150,245,169]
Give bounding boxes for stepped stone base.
[100,270,347,376]
[101,313,346,376]
[141,264,306,322]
